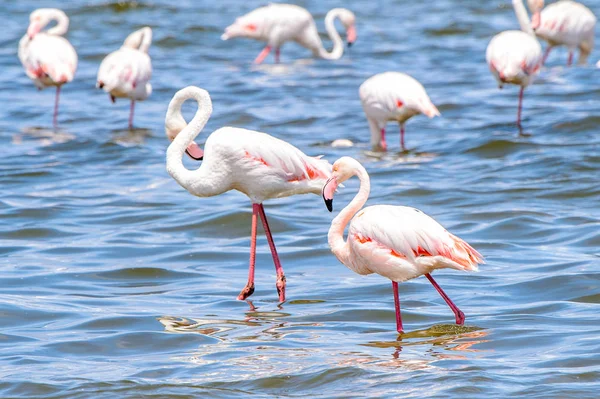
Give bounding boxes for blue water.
[1,0,600,398]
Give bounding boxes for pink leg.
[53,86,61,128]
[275,48,280,64]
[567,51,573,66]
[238,204,259,300]
[380,128,387,151]
[424,273,465,325]
[392,281,404,334]
[257,204,286,302]
[254,46,272,64]
[400,123,406,151]
[517,86,524,129]
[129,100,135,129]
[542,46,552,66]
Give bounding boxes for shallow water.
[1,0,600,398]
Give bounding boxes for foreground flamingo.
[221,4,356,64]
[526,0,597,66]
[97,27,152,129]
[359,72,440,151]
[322,157,483,333]
[18,8,77,127]
[486,0,543,129]
[165,86,331,302]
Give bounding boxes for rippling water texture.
[1,0,600,397]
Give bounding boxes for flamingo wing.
[349,205,483,273]
[19,34,77,86]
[97,48,152,99]
[538,1,596,47]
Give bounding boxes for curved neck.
[165,87,221,197]
[328,166,370,266]
[46,10,69,35]
[123,27,152,53]
[513,0,534,35]
[318,9,345,60]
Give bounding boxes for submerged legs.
[254,46,272,64]
[129,100,135,129]
[238,204,259,300]
[53,86,61,128]
[424,273,465,325]
[392,281,403,334]
[257,204,286,302]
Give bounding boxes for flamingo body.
[97,27,152,128]
[222,4,356,64]
[359,72,439,151]
[536,1,596,64]
[166,86,331,301]
[323,157,483,332]
[18,8,77,126]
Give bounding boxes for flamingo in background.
[527,0,596,66]
[322,157,483,333]
[18,8,77,127]
[359,72,440,152]
[221,4,357,64]
[486,0,543,129]
[97,27,152,129]
[165,86,331,302]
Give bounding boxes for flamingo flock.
[16,2,598,333]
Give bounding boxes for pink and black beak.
[186,141,204,161]
[531,11,541,31]
[322,177,338,212]
[346,25,357,47]
[27,22,41,40]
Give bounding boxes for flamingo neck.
[123,27,152,53]
[138,27,152,53]
[328,165,371,266]
[46,10,69,36]
[165,87,222,197]
[317,9,345,60]
[513,0,534,36]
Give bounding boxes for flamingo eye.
[396,99,404,108]
[246,24,257,32]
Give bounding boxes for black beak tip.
[347,42,353,48]
[186,150,203,161]
[98,82,104,89]
[324,198,333,212]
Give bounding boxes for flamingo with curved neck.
[322,157,483,333]
[165,86,332,302]
[18,8,78,127]
[221,4,356,64]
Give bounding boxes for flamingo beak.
[185,141,204,161]
[322,177,338,212]
[531,12,541,31]
[27,22,41,39]
[346,25,357,47]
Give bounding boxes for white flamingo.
[97,27,153,129]
[486,0,543,129]
[18,8,77,127]
[165,86,332,302]
[322,157,483,333]
[527,0,597,66]
[359,72,440,151]
[221,4,357,64]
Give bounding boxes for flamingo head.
[221,17,261,40]
[322,156,361,212]
[165,116,204,161]
[27,9,51,39]
[527,0,545,30]
[338,9,357,46]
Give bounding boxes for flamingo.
[18,8,77,127]
[527,0,597,66]
[97,27,152,129]
[359,72,440,152]
[322,157,483,333]
[165,86,332,302]
[221,4,357,64]
[486,0,543,129]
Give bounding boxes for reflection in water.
[13,126,76,146]
[111,127,153,146]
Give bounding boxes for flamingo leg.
[53,86,61,128]
[254,46,272,64]
[392,281,404,334]
[257,204,286,302]
[542,46,552,66]
[517,86,524,129]
[275,48,280,64]
[567,51,573,67]
[400,123,406,151]
[238,204,259,300]
[424,273,465,325]
[380,128,387,151]
[129,100,135,129]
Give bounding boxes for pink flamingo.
[486,0,543,129]
[359,72,440,152]
[525,0,597,66]
[165,86,331,302]
[221,4,356,64]
[97,27,153,129]
[322,157,483,333]
[18,8,77,127]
